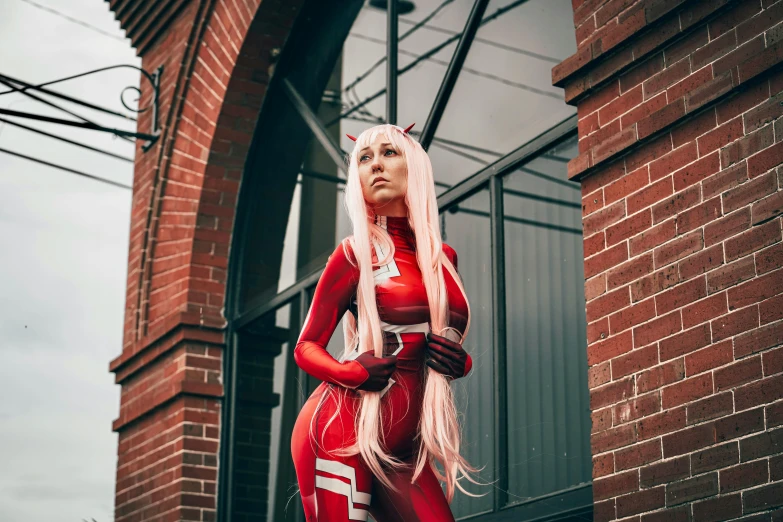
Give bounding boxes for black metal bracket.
[0,64,163,152]
[139,65,162,151]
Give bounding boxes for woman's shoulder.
[331,236,358,266]
[442,242,458,267]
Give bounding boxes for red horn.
[403,123,415,134]
[346,134,357,141]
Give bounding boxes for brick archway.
[108,1,303,520]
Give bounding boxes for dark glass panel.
[335,1,479,146]
[502,135,592,504]
[238,121,343,314]
[431,0,578,187]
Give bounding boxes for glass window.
[431,0,578,187]
[502,135,592,502]
[440,187,495,518]
[238,127,343,313]
[333,1,480,150]
[265,302,298,521]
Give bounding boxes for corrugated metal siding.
[503,136,592,502]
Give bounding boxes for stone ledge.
[111,312,226,381]
[554,0,739,104]
[568,39,783,182]
[112,380,225,432]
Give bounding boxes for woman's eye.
[360,155,370,162]
[385,149,396,156]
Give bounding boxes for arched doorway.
[221,1,592,520]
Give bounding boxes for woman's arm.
[293,241,371,389]
[441,243,473,377]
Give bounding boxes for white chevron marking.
[314,476,370,521]
[315,458,372,507]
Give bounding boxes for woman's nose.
[371,158,383,172]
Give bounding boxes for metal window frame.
[228,114,585,520]
[220,0,590,519]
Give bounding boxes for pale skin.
[358,134,408,217]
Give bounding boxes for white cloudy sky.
[0,1,139,521]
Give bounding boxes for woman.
[291,123,478,521]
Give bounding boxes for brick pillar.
[106,1,302,520]
[555,0,783,519]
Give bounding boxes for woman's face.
[357,134,408,216]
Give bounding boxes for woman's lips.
[372,178,389,186]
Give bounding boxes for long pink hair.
[334,124,480,499]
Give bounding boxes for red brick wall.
[107,0,302,520]
[556,0,783,519]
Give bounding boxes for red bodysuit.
[291,215,472,522]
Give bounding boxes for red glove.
[425,333,471,379]
[354,352,398,392]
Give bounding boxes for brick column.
[555,0,783,519]
[106,1,302,520]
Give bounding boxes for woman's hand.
[425,333,468,379]
[354,352,398,391]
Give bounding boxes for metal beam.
[419,0,490,150]
[437,116,578,211]
[283,79,347,172]
[489,174,508,510]
[386,0,398,125]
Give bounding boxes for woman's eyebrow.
[359,142,393,153]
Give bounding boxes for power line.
[0,147,132,190]
[349,32,563,100]
[0,107,152,140]
[0,72,138,122]
[344,111,577,192]
[0,78,136,143]
[328,0,529,127]
[345,114,505,157]
[397,18,562,64]
[344,0,455,94]
[19,0,127,42]
[0,117,134,162]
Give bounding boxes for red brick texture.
[107,0,303,521]
[565,0,783,180]
[566,0,783,520]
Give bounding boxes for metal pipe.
[489,174,508,510]
[386,0,398,125]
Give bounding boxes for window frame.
[219,0,591,520]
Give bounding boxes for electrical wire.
[0,147,132,190]
[0,77,135,143]
[18,0,127,42]
[397,18,562,64]
[327,0,529,128]
[344,114,505,157]
[348,32,563,100]
[0,72,138,122]
[0,117,134,162]
[343,0,455,94]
